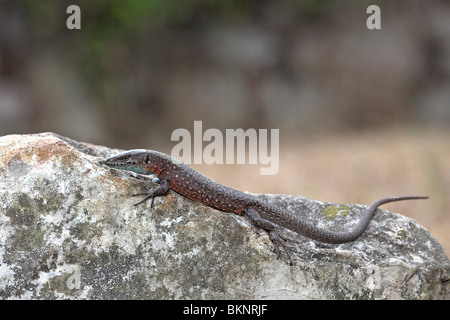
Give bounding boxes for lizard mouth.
[103,157,153,176]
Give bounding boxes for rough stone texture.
[0,132,449,299]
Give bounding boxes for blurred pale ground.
[0,1,449,257]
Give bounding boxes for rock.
[0,132,449,299]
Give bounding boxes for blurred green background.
[1,0,449,255]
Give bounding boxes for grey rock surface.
[0,132,449,299]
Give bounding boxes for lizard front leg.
[245,207,292,265]
[132,178,170,207]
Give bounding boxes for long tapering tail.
[315,196,429,243]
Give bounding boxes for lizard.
[102,149,428,263]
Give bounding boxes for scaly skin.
[103,149,428,263]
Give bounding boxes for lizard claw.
[131,192,155,207]
[245,207,294,265]
[133,194,155,207]
[131,179,170,207]
[269,229,293,266]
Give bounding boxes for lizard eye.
[144,155,149,164]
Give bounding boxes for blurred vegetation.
[2,0,445,142]
[21,0,358,80]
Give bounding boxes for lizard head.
[103,149,158,175]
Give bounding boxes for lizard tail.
[271,196,429,244]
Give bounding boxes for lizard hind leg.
[245,206,293,265]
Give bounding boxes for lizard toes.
[269,229,293,265]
